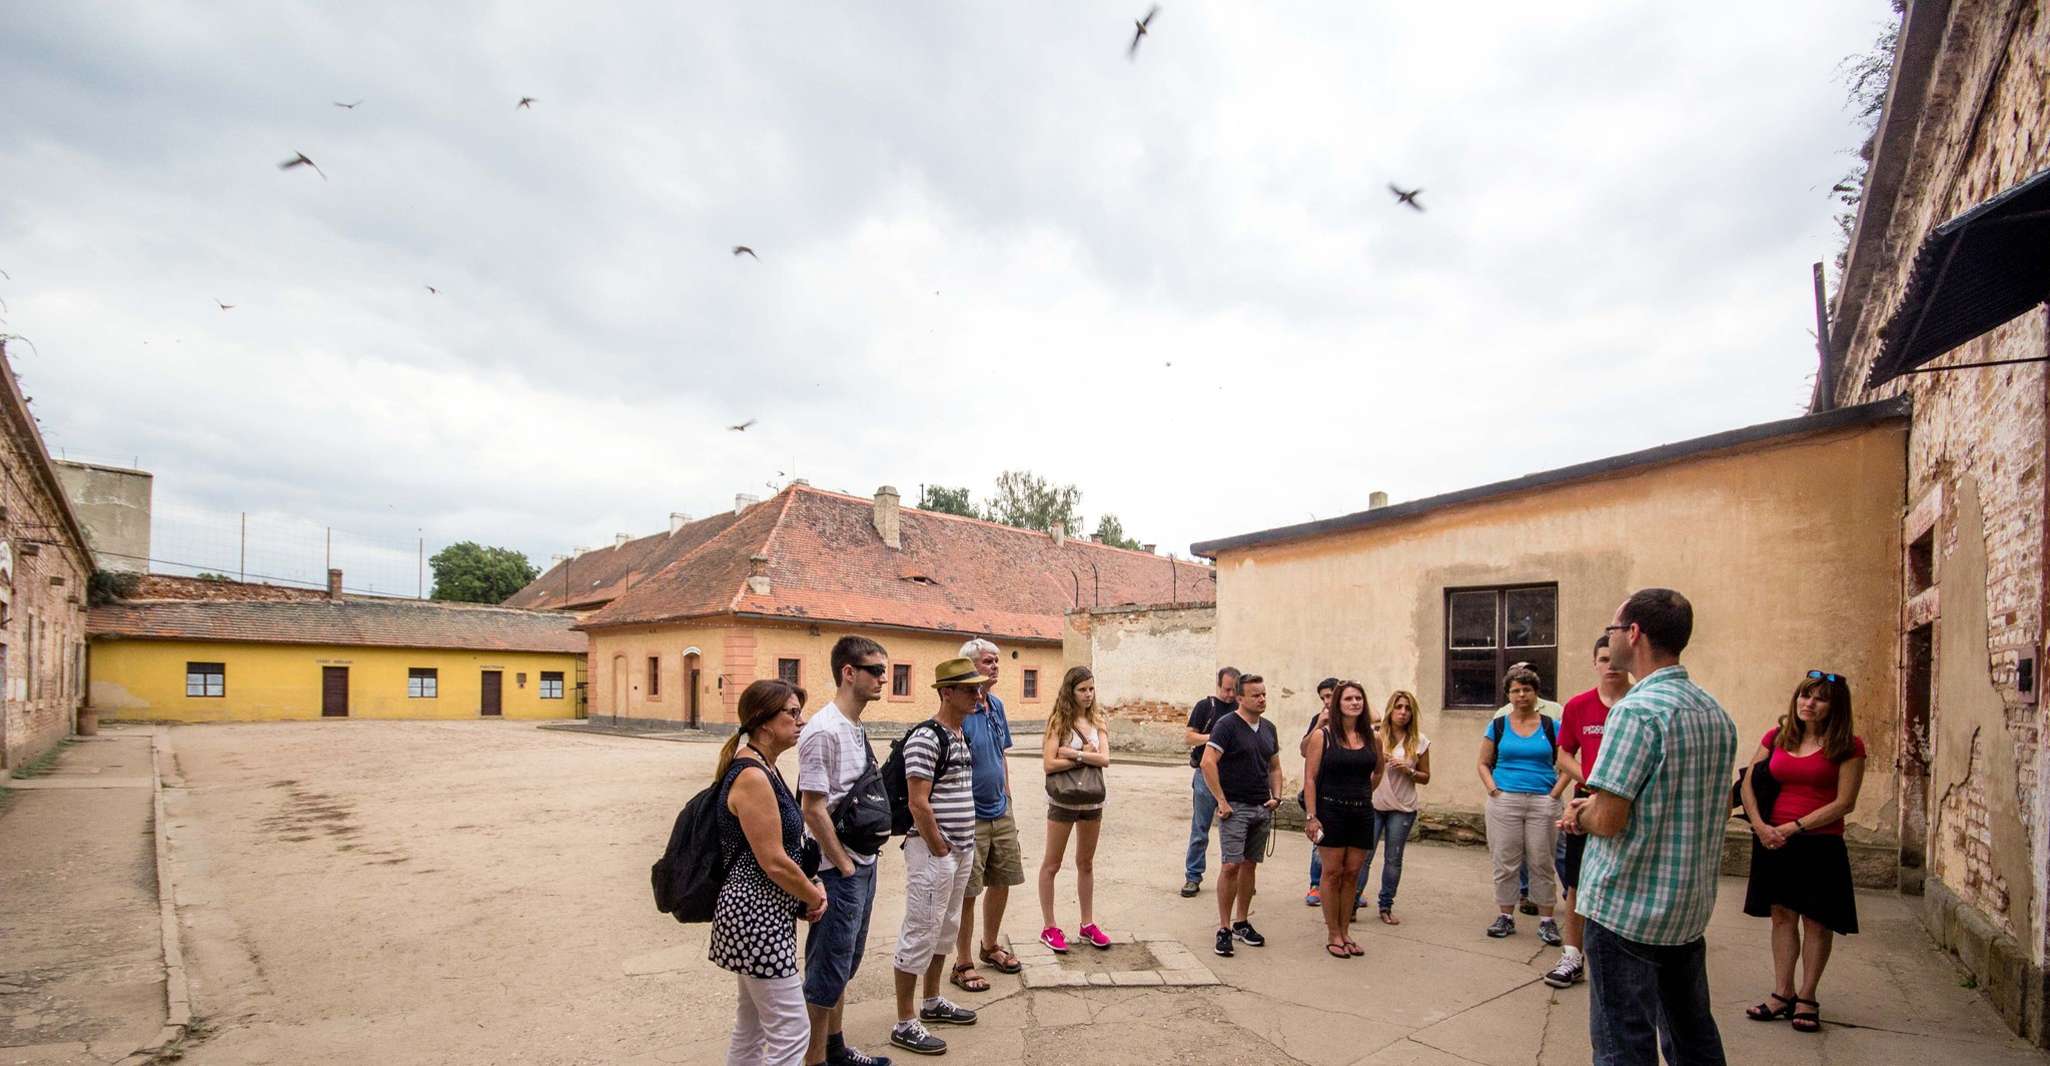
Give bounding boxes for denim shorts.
[802,860,877,1008]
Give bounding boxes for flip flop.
[1344,940,1364,956]
[1326,943,1350,958]
[1379,910,1401,926]
[948,962,990,993]
[978,944,1023,974]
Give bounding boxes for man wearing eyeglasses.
[798,636,896,1066]
[1562,589,1737,1065]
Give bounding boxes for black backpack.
[1486,714,1558,769]
[881,719,953,836]
[650,763,743,923]
[830,741,893,856]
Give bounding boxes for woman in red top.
[1740,671,1865,1035]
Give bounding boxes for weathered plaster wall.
[1211,422,1907,828]
[1066,604,1217,753]
[51,460,152,575]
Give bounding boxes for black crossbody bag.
[830,740,893,857]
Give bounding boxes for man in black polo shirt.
[1200,674,1281,957]
[1181,666,1240,897]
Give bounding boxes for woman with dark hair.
[1476,664,1569,943]
[712,679,829,1066]
[1302,680,1381,957]
[1742,671,1865,1034]
[1038,666,1113,951]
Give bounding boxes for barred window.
[186,662,226,698]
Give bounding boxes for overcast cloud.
[2,2,1893,592]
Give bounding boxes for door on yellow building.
[322,667,348,717]
[685,651,701,728]
[481,670,502,717]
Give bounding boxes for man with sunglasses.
[798,636,895,1066]
[1563,589,1737,1065]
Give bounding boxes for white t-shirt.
[797,700,879,866]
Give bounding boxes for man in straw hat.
[889,659,991,1056]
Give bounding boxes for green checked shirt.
[1578,665,1737,946]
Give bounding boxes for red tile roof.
[89,597,586,654]
[576,485,1215,642]
[502,511,742,611]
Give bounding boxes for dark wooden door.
[480,670,502,717]
[321,667,349,717]
[688,668,701,728]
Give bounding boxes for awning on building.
[1866,165,2050,387]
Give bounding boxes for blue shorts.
[803,860,878,1008]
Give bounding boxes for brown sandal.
[948,962,990,993]
[979,944,1022,974]
[1326,942,1350,958]
[1790,997,1821,1033]
[1746,993,1795,1022]
[1379,909,1401,926]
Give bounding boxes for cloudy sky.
[4,2,1894,593]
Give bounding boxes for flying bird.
[732,245,758,259]
[1388,184,1424,211]
[517,97,536,110]
[215,299,235,310]
[424,285,438,294]
[729,418,756,432]
[1128,5,1160,58]
[334,99,362,109]
[279,152,327,180]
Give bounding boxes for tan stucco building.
[1192,403,1909,849]
[508,484,1213,727]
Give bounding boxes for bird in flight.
[279,152,327,180]
[215,299,235,310]
[517,97,536,110]
[424,285,439,294]
[729,418,756,432]
[333,99,362,110]
[732,245,758,259]
[1128,5,1160,58]
[1389,184,1425,211]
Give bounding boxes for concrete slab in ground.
[117,721,2049,1066]
[0,731,165,1065]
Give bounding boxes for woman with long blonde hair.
[1364,690,1431,924]
[1037,666,1113,952]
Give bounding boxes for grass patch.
[9,738,76,779]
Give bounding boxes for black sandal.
[1790,997,1821,1033]
[1745,992,1795,1021]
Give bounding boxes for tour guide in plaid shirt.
[1563,588,1737,1066]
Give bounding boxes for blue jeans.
[1585,918,1725,1066]
[1185,769,1217,882]
[802,860,878,1009]
[1366,809,1417,911]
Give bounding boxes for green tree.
[981,470,1083,534]
[1091,513,1143,551]
[430,541,540,603]
[919,484,977,517]
[194,571,235,582]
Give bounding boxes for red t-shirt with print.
[1762,728,1867,835]
[1559,688,1612,785]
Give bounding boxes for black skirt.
[1315,797,1377,850]
[1743,833,1859,935]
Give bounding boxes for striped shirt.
[1579,665,1738,946]
[797,701,879,866]
[903,721,976,850]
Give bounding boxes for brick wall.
[0,345,94,769]
[1835,1,2049,958]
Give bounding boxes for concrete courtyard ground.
[9,720,2045,1065]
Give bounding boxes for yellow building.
[1191,402,1909,861]
[510,483,1213,726]
[87,573,584,721]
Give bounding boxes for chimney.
[615,532,631,547]
[747,553,772,595]
[572,546,592,558]
[326,568,343,600]
[1052,520,1065,547]
[873,485,901,550]
[1368,491,1389,509]
[669,512,691,533]
[734,493,760,515]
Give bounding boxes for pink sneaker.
[1078,923,1112,950]
[1039,926,1069,953]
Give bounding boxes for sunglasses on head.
[853,663,889,678]
[1806,670,1844,684]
